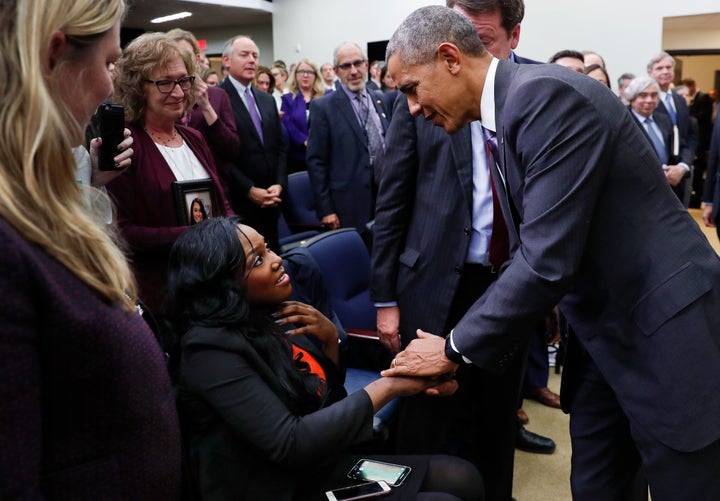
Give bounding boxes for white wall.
[194,0,720,91]
[269,0,720,92]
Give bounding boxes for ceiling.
[123,0,272,31]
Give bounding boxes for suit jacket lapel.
[221,80,264,144]
[334,90,367,144]
[492,61,521,243]
[370,92,389,133]
[253,87,274,142]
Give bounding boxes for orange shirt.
[291,344,326,381]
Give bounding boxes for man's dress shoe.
[525,386,561,408]
[516,426,556,454]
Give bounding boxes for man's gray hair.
[332,42,366,67]
[386,6,486,66]
[222,35,252,58]
[623,76,660,103]
[646,51,675,73]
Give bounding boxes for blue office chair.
[298,229,396,431]
[300,228,376,332]
[284,171,324,232]
[278,213,318,253]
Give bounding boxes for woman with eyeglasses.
[281,59,328,174]
[107,32,231,314]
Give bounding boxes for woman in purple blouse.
[281,59,328,173]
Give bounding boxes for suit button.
[454,266,463,274]
[464,227,471,236]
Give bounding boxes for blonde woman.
[281,59,328,173]
[0,0,181,498]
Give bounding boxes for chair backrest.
[301,228,376,331]
[285,171,322,227]
[278,213,319,253]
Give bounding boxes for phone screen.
[348,459,411,486]
[327,481,389,501]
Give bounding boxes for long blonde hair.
[287,58,326,99]
[0,0,137,310]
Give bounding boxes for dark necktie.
[664,93,678,125]
[644,117,669,164]
[356,93,384,182]
[244,87,264,143]
[481,127,510,269]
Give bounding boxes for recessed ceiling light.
[150,11,192,24]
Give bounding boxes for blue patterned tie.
[356,93,384,182]
[244,87,264,143]
[644,118,669,165]
[664,93,677,125]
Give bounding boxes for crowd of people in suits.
[3,0,720,499]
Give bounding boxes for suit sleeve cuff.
[445,331,472,364]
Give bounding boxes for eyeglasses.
[296,70,315,76]
[145,75,195,93]
[336,59,366,71]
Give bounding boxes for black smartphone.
[325,481,391,501]
[347,459,411,487]
[96,103,125,171]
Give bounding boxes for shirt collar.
[480,57,499,133]
[227,74,250,95]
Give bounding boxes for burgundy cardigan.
[107,122,232,312]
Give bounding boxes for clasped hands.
[249,184,283,208]
[381,329,459,397]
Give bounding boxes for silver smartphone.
[325,480,391,501]
[347,458,412,487]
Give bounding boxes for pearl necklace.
[146,127,179,146]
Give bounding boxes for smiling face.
[631,83,660,118]
[191,200,204,223]
[144,54,190,123]
[238,225,292,307]
[334,44,368,93]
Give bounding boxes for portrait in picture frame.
[171,178,217,226]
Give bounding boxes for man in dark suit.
[647,52,696,207]
[371,2,553,500]
[384,6,720,500]
[306,42,388,235]
[220,35,286,251]
[626,76,689,202]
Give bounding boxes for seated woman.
[165,217,484,500]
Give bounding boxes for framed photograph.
[172,178,217,226]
